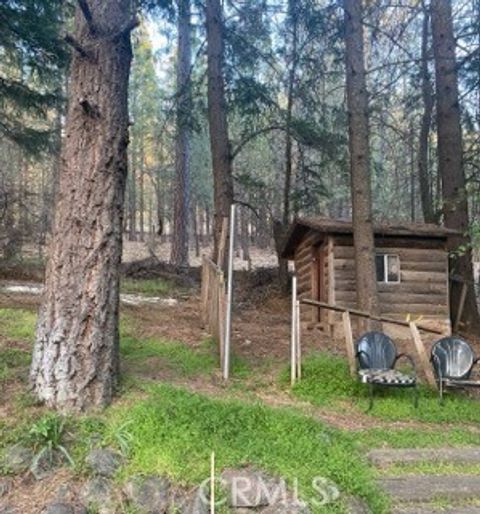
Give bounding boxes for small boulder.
[0,506,16,514]
[80,477,114,507]
[41,504,74,514]
[85,448,122,478]
[345,495,370,514]
[178,488,209,514]
[30,448,64,481]
[261,500,312,514]
[123,474,171,513]
[0,478,11,497]
[0,445,33,474]
[221,468,280,508]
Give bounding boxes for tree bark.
[30,0,135,410]
[431,0,480,331]
[418,2,435,223]
[170,0,192,268]
[206,0,234,267]
[344,0,379,317]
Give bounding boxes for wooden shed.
[282,217,458,336]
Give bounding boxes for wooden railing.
[201,256,226,361]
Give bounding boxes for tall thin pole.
[291,273,297,385]
[223,203,235,380]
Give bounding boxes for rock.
[0,507,16,514]
[178,488,209,514]
[0,479,11,497]
[41,504,74,514]
[260,501,311,514]
[220,468,281,508]
[80,477,114,507]
[123,475,171,514]
[0,445,33,474]
[53,483,75,502]
[30,448,64,481]
[85,448,122,478]
[345,495,370,514]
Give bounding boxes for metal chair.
[355,331,418,410]
[431,336,480,402]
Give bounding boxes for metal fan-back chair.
[431,336,480,402]
[355,331,418,410]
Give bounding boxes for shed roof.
[282,217,460,259]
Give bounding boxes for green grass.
[0,308,36,340]
[287,351,480,425]
[356,426,480,449]
[0,347,31,381]
[120,278,172,297]
[121,335,217,377]
[0,308,35,382]
[100,383,387,513]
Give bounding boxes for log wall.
[293,230,451,335]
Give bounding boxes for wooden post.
[342,311,356,377]
[296,300,302,379]
[454,281,468,333]
[291,275,298,385]
[217,217,229,268]
[409,321,437,388]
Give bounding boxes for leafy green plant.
[28,413,74,466]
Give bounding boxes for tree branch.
[111,16,140,41]
[77,0,96,34]
[231,125,285,161]
[64,34,91,59]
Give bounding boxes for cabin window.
[375,254,400,283]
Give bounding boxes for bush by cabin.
[282,217,458,337]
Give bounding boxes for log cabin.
[282,217,459,337]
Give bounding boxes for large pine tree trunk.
[30,0,135,410]
[170,0,192,268]
[206,0,234,266]
[431,0,480,331]
[418,2,435,223]
[344,0,379,316]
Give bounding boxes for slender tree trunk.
[344,0,379,316]
[30,0,135,410]
[171,0,192,268]
[275,0,298,290]
[418,2,435,223]
[139,139,145,242]
[431,0,480,331]
[206,0,234,266]
[128,166,137,241]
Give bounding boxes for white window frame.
[376,253,401,284]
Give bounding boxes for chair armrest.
[356,349,371,370]
[431,353,443,382]
[394,353,416,376]
[471,357,480,375]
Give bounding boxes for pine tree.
[0,0,67,152]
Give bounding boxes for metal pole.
[223,203,235,380]
[291,274,297,385]
[296,299,301,380]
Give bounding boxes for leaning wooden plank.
[454,281,468,332]
[342,311,356,377]
[409,321,437,388]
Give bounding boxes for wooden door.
[313,243,327,323]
